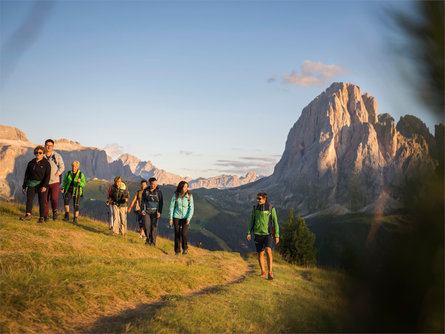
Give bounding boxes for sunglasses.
[257,197,263,200]
[35,152,44,155]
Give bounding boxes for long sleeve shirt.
[168,193,194,222]
[44,151,65,184]
[141,187,164,214]
[248,202,279,238]
[22,158,51,189]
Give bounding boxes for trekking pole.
[75,183,81,222]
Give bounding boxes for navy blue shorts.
[254,234,274,253]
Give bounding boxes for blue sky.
[0,0,440,178]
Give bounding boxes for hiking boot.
[73,217,78,224]
[19,214,32,221]
[268,272,274,280]
[53,210,58,220]
[63,212,69,221]
[38,217,45,224]
[260,272,266,278]
[44,216,49,222]
[182,249,188,255]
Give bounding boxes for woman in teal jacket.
[169,181,194,255]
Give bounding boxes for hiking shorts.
[64,191,80,212]
[254,234,274,253]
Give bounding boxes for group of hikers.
[105,176,194,255]
[19,140,280,278]
[20,139,84,223]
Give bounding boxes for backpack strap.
[250,205,256,233]
[174,193,191,211]
[267,203,275,237]
[174,193,178,211]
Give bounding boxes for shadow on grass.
[69,221,113,237]
[78,264,255,333]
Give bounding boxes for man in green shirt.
[247,192,279,280]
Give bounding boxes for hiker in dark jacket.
[128,179,148,240]
[169,181,194,255]
[43,139,65,221]
[20,145,51,223]
[247,192,279,280]
[61,161,86,223]
[141,177,163,246]
[109,176,129,236]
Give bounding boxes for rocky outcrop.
[0,125,29,142]
[188,171,259,189]
[232,82,441,215]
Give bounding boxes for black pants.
[144,213,158,245]
[135,211,144,229]
[173,218,189,253]
[26,186,47,218]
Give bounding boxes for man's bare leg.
[258,251,266,273]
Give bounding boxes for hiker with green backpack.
[169,181,194,255]
[61,161,86,223]
[247,192,279,280]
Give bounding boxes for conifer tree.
[279,209,316,266]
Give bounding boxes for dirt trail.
[73,257,254,333]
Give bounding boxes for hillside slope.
[0,201,351,333]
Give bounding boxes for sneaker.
[44,216,49,222]
[38,217,44,224]
[175,252,180,255]
[139,234,144,239]
[63,213,69,221]
[182,249,188,255]
[53,211,58,220]
[19,215,31,221]
[268,272,274,280]
[260,272,266,278]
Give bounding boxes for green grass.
[108,253,351,333]
[1,201,352,333]
[0,201,247,333]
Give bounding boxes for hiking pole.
[74,183,81,223]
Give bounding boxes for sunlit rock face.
[260,82,439,214]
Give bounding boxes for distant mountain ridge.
[188,171,260,189]
[0,126,259,199]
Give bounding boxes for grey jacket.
[44,151,65,184]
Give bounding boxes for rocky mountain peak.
[263,82,440,214]
[0,125,29,142]
[244,171,257,179]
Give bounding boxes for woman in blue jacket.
[169,181,194,255]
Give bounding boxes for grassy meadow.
[1,201,352,333]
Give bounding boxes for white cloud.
[271,60,349,87]
[214,156,279,176]
[179,150,193,156]
[103,143,124,160]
